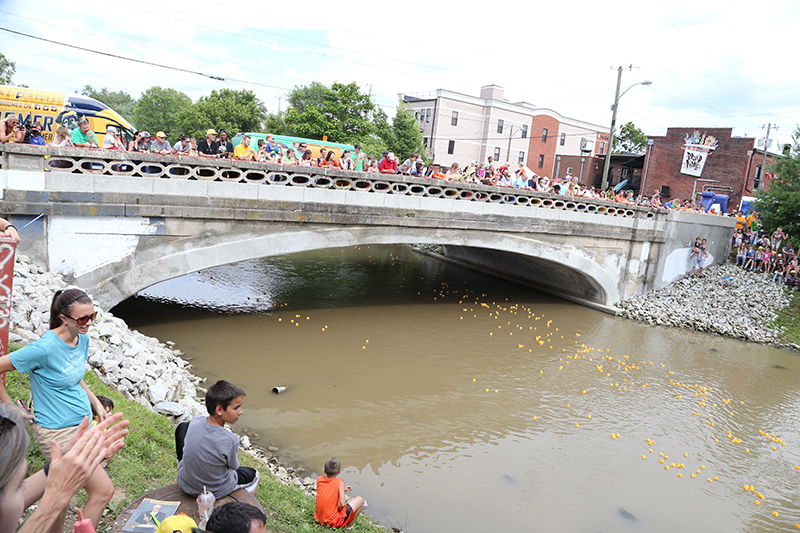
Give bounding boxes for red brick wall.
[527,115,560,174]
[555,155,605,184]
[642,128,756,210]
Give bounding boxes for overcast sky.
[1,0,797,150]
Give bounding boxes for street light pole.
[600,69,652,190]
[506,125,524,163]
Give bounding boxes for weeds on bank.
[772,289,800,345]
[5,363,385,533]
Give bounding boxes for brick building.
[641,127,779,211]
[400,85,608,182]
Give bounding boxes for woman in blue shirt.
[0,288,114,529]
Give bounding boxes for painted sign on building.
[680,131,719,177]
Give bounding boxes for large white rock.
[155,401,185,417]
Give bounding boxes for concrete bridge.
[0,144,734,312]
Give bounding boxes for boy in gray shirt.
[177,380,260,498]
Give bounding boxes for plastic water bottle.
[196,486,215,528]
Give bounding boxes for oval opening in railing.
[220,169,243,181]
[79,159,106,172]
[503,195,517,204]
[475,192,489,202]
[409,185,425,195]
[554,201,565,209]
[266,172,289,184]
[194,167,218,179]
[46,158,76,171]
[290,174,311,186]
[373,182,391,192]
[354,180,372,191]
[313,176,333,188]
[459,190,474,200]
[443,189,459,198]
[516,196,529,205]
[167,165,192,177]
[426,187,443,197]
[391,183,409,194]
[334,179,353,190]
[565,202,576,210]
[488,193,503,202]
[244,171,267,182]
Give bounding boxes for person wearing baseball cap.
[198,129,217,157]
[151,131,171,155]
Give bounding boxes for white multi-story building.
[401,85,610,184]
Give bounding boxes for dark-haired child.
[314,457,366,529]
[177,380,260,498]
[92,395,114,425]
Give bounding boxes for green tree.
[80,85,137,123]
[284,82,376,144]
[613,121,648,154]
[178,88,266,140]
[262,112,289,135]
[0,53,15,85]
[754,126,800,238]
[133,86,192,141]
[389,103,424,160]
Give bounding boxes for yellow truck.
[0,86,135,145]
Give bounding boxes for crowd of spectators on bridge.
[0,118,725,213]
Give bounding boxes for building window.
[754,165,762,189]
[560,133,566,146]
[538,154,545,168]
[493,147,501,160]
[415,111,420,120]
[426,108,431,123]
[497,119,504,134]
[423,137,428,148]
[542,128,548,142]
[451,111,458,126]
[518,151,525,164]
[522,125,528,139]
[447,140,455,155]
[598,141,606,155]
[566,166,573,175]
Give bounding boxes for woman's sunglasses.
[63,311,97,326]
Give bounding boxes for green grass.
[772,289,800,345]
[5,364,386,533]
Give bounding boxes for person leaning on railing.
[71,119,99,148]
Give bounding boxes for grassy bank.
[6,368,386,533]
[773,289,800,346]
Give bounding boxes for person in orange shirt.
[314,457,366,529]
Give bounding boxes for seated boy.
[314,457,366,529]
[177,380,260,498]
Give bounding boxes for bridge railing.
[0,144,664,220]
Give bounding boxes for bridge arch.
[78,225,620,311]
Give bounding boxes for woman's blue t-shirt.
[10,330,91,429]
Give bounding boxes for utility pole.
[759,123,777,190]
[600,66,652,190]
[601,66,623,190]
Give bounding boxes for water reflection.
[114,245,800,532]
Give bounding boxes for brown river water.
[114,245,800,533]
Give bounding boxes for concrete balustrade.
[1,144,657,219]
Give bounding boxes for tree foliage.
[178,88,265,140]
[80,85,137,123]
[284,82,375,144]
[754,126,800,238]
[390,103,425,160]
[613,121,648,154]
[0,53,15,85]
[133,87,191,140]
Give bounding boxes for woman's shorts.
[33,423,79,461]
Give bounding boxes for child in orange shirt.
[314,457,366,529]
